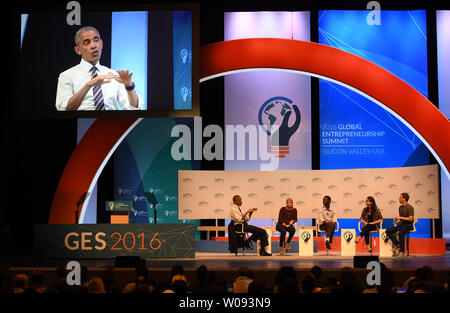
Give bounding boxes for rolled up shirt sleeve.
[318,211,324,225]
[55,72,74,111]
[117,82,144,110]
[332,210,337,223]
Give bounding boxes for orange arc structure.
[48,38,450,224]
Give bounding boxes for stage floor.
[8,252,447,270]
[5,243,450,270]
[140,252,450,270]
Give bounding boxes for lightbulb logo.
[381,231,387,244]
[344,231,354,244]
[258,96,301,158]
[181,87,189,102]
[301,231,311,245]
[180,48,189,64]
[108,202,114,211]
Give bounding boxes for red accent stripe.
[200,39,450,171]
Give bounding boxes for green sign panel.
[34,224,195,259]
[105,201,132,211]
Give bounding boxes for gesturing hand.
[114,69,134,87]
[89,72,117,87]
[271,104,301,146]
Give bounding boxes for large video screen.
[319,10,429,170]
[17,6,197,117]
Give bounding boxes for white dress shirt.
[55,59,144,111]
[319,206,337,224]
[230,204,251,224]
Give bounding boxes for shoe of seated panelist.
[396,251,405,258]
[260,251,272,256]
[392,246,400,257]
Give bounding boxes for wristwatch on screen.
[125,82,135,91]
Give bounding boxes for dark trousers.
[244,224,269,248]
[386,223,413,252]
[360,224,377,245]
[319,222,336,243]
[276,224,295,248]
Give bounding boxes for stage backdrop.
[223,11,312,229]
[224,11,311,171]
[318,10,431,238]
[179,164,439,220]
[318,10,429,169]
[114,118,200,235]
[437,11,450,244]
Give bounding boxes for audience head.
[13,273,29,293]
[415,267,426,282]
[169,265,184,283]
[422,266,433,282]
[87,277,105,293]
[322,275,338,293]
[55,267,67,279]
[171,279,188,294]
[274,266,297,286]
[407,277,424,293]
[248,280,268,294]
[310,266,322,282]
[378,264,396,294]
[278,278,299,293]
[2,262,445,295]
[300,273,316,293]
[236,267,254,280]
[339,267,361,293]
[134,275,150,293]
[196,265,208,283]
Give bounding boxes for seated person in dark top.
[385,193,415,258]
[276,198,297,255]
[355,196,383,252]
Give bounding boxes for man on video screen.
[55,26,144,111]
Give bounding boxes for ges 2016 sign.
[34,224,195,259]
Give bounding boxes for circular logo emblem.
[381,231,388,244]
[301,231,311,244]
[343,231,354,244]
[258,96,294,136]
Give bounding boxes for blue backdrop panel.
[318,10,430,238]
[173,11,193,110]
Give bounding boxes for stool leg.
[406,233,409,256]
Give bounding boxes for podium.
[106,201,132,224]
[379,229,392,258]
[298,229,314,256]
[341,229,356,256]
